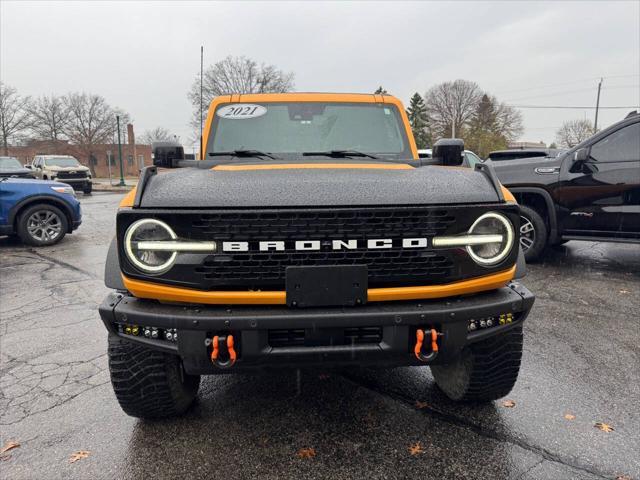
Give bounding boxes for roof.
[212,92,402,105]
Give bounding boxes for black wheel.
[518,205,548,262]
[431,325,523,403]
[83,183,92,194]
[16,204,68,246]
[108,335,200,419]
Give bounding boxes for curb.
[92,183,136,192]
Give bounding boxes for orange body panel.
[119,188,137,208]
[121,266,515,306]
[200,93,418,160]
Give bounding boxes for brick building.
[6,124,152,178]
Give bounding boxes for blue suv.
[0,178,82,246]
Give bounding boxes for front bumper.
[99,283,534,374]
[55,178,91,189]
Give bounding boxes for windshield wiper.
[208,150,279,160]
[302,150,379,159]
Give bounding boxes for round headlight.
[466,212,514,265]
[124,219,177,273]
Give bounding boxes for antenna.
[200,45,204,160]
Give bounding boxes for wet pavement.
[1,192,638,480]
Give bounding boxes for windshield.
[44,157,81,167]
[0,157,22,169]
[206,102,412,159]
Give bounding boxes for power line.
[508,105,639,109]
[496,74,639,96]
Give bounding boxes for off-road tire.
[519,205,548,262]
[83,183,92,194]
[108,335,200,419]
[431,325,523,403]
[16,203,68,246]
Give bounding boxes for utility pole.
[200,45,204,160]
[116,115,125,186]
[594,77,603,133]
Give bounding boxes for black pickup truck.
[491,112,640,261]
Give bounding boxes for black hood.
[0,168,35,179]
[138,163,502,208]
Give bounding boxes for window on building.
[127,155,133,166]
[138,154,144,168]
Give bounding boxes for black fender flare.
[105,237,126,290]
[8,194,75,233]
[509,187,559,243]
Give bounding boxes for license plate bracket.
[285,265,368,308]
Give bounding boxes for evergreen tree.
[466,94,509,157]
[374,86,388,94]
[406,93,431,148]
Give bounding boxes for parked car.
[0,177,82,246]
[0,156,35,179]
[29,155,92,194]
[487,149,565,161]
[491,112,640,261]
[99,93,533,419]
[418,148,484,167]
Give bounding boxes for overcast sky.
[1,0,639,151]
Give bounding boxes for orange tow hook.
[414,328,440,362]
[210,334,237,368]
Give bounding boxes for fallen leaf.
[0,455,11,461]
[415,400,429,409]
[69,451,91,463]
[296,448,316,459]
[502,400,516,408]
[318,373,330,380]
[0,442,20,454]
[594,422,614,433]
[409,442,424,456]
[564,414,576,420]
[619,289,630,295]
[615,475,632,480]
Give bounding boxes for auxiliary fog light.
[468,313,514,332]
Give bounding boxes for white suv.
[30,155,92,194]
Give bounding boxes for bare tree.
[0,83,32,155]
[188,55,294,133]
[556,119,594,148]
[29,94,70,142]
[140,127,175,145]
[424,79,482,139]
[63,93,127,176]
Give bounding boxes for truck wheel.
[431,325,523,403]
[519,205,547,262]
[83,183,92,195]
[17,204,68,246]
[108,336,200,418]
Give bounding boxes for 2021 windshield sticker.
[217,104,267,119]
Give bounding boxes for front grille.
[188,208,455,288]
[194,250,453,284]
[57,171,87,179]
[268,327,383,348]
[191,209,456,240]
[117,205,520,290]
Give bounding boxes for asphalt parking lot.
[1,192,639,480]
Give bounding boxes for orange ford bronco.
[99,93,534,418]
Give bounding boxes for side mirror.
[24,164,33,169]
[432,138,465,166]
[574,148,588,162]
[152,142,184,168]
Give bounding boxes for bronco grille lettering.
[222,238,431,252]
